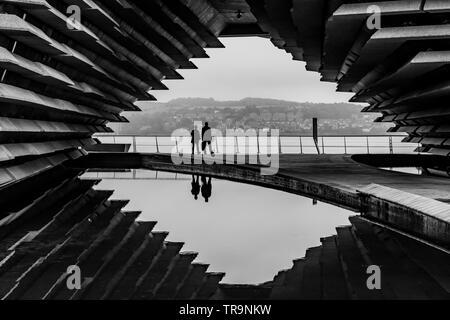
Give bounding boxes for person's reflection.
[201,175,212,203]
[191,175,200,200]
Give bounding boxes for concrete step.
[0,167,83,218]
[63,211,142,300]
[351,217,426,299]
[283,259,305,299]
[351,217,449,299]
[0,178,97,248]
[194,272,226,300]
[0,190,113,299]
[320,236,349,300]
[270,259,305,300]
[71,215,140,300]
[0,178,91,263]
[6,200,127,300]
[107,232,168,300]
[380,226,450,297]
[284,259,306,297]
[336,226,384,300]
[299,246,322,299]
[49,212,139,300]
[80,221,157,300]
[132,242,184,300]
[268,270,288,299]
[215,284,272,300]
[152,252,198,300]
[0,189,103,272]
[174,263,209,300]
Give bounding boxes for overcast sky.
[152,37,355,103]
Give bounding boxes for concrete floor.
[275,154,450,201]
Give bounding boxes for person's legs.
[195,141,201,154]
[208,141,214,155]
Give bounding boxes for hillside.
[112,98,389,135]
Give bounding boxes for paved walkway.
[275,155,450,201]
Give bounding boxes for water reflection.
[94,174,353,284]
[202,176,212,203]
[191,175,213,203]
[191,175,200,200]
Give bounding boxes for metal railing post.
[299,137,303,155]
[257,135,260,155]
[279,136,282,154]
[216,138,219,154]
[156,137,160,153]
[366,136,370,154]
[344,136,347,154]
[389,136,393,154]
[322,136,325,154]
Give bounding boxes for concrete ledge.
[359,184,450,248]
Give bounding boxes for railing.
[83,169,191,181]
[93,134,420,155]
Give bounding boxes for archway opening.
[111,37,392,137]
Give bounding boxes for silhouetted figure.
[191,125,201,155]
[191,175,200,200]
[201,122,214,155]
[201,176,212,203]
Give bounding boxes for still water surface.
[94,174,353,284]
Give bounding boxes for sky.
[151,37,355,104]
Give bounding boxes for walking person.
[201,122,214,155]
[191,125,201,155]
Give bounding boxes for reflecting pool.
[92,173,353,284]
